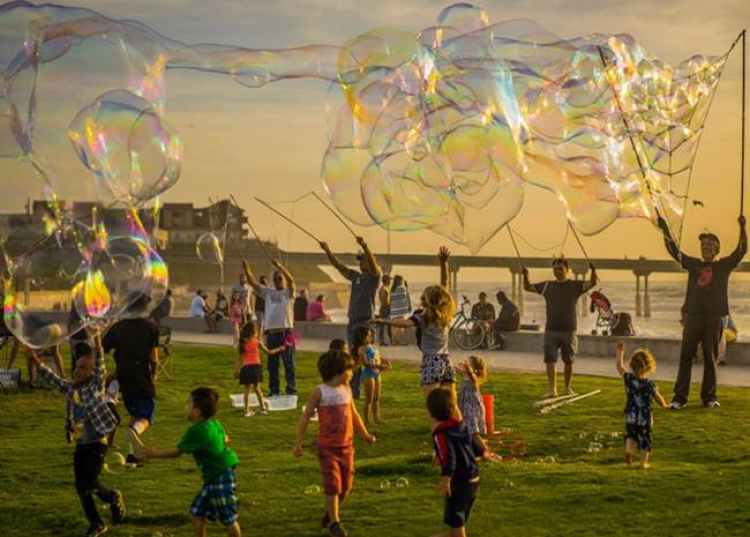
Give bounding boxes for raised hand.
[319,241,330,252]
[438,246,451,263]
[739,215,746,227]
[355,236,366,247]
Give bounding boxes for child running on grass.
[294,350,376,537]
[616,342,668,469]
[29,332,125,537]
[351,326,391,426]
[143,387,241,537]
[428,387,484,537]
[377,247,455,398]
[234,321,284,417]
[458,356,495,459]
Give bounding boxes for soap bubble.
[195,233,224,265]
[379,479,391,489]
[396,477,410,488]
[304,485,321,495]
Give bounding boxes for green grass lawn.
[1,346,749,537]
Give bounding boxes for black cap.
[698,232,720,247]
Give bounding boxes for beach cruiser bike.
[450,295,501,350]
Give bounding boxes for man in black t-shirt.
[524,257,597,398]
[293,289,309,323]
[102,294,159,466]
[658,215,747,409]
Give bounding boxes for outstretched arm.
[319,242,352,280]
[522,268,537,293]
[29,348,70,392]
[657,215,683,263]
[582,263,598,292]
[242,260,263,295]
[143,446,181,459]
[615,341,626,376]
[725,215,748,268]
[438,247,450,291]
[356,236,381,277]
[352,400,376,444]
[272,259,296,297]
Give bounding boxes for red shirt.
[242,339,260,366]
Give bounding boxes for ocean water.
[328,280,750,341]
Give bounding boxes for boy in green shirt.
[144,387,240,537]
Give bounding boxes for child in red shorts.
[294,350,375,537]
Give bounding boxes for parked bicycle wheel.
[452,318,486,350]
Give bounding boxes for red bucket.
[482,393,495,434]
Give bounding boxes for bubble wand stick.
[228,195,274,261]
[311,191,358,238]
[254,197,322,243]
[506,226,525,271]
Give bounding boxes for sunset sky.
[2,0,749,281]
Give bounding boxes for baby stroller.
[589,290,635,336]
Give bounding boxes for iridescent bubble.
[3,236,86,349]
[196,232,224,265]
[396,477,410,488]
[68,90,182,206]
[379,479,391,489]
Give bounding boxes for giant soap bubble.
[0,1,734,259]
[68,90,182,206]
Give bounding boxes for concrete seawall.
[162,317,750,366]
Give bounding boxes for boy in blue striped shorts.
[144,387,240,537]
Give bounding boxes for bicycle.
[450,296,488,350]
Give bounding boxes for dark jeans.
[674,313,722,404]
[266,331,296,396]
[74,442,116,527]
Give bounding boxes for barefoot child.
[143,387,241,537]
[351,326,391,426]
[458,356,494,459]
[229,291,245,348]
[615,342,668,469]
[427,387,484,537]
[378,247,455,398]
[234,321,284,417]
[294,350,376,537]
[30,333,125,537]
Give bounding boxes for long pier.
[162,249,750,318]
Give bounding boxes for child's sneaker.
[258,409,268,416]
[85,524,108,537]
[125,454,144,469]
[668,400,683,410]
[704,400,721,408]
[110,490,126,523]
[244,410,255,417]
[328,522,348,537]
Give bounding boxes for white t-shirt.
[260,286,293,330]
[189,295,206,318]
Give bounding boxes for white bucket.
[230,393,260,408]
[265,395,298,411]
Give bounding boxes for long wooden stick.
[741,29,746,216]
[228,195,274,261]
[254,197,321,243]
[568,221,591,265]
[312,191,358,238]
[540,389,602,414]
[507,226,524,270]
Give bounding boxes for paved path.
[172,331,750,389]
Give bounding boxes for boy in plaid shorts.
[144,387,240,537]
